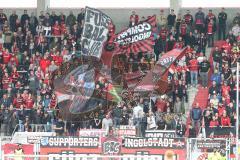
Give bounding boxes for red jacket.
[210,120,219,127]
[39,58,51,72]
[2,76,11,89]
[129,14,139,24]
[188,59,199,71]
[221,116,231,126]
[2,52,11,64]
[52,24,61,36]
[25,97,34,109]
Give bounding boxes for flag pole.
[237,62,239,160]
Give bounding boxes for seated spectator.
[209,115,219,127]
[210,94,219,109]
[221,110,231,127]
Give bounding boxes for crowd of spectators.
[0,7,239,138]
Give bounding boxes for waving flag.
[115,15,156,55]
[81,7,112,58]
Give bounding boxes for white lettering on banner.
[125,138,174,148]
[159,56,174,66]
[41,137,99,147]
[81,7,111,58]
[118,22,152,39]
[117,31,151,45]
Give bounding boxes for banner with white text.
[81,7,111,58]
[115,15,156,55]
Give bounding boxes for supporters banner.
[81,7,112,58]
[40,137,99,148]
[39,136,186,160]
[115,15,156,54]
[124,137,185,149]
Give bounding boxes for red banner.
[115,16,156,55]
[39,136,186,160]
[2,144,34,160]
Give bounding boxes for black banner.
[115,16,156,55]
[81,7,111,58]
[205,127,236,138]
[124,137,185,149]
[145,130,176,138]
[196,140,226,149]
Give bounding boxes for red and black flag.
[115,15,156,55]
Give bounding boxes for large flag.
[81,7,112,58]
[115,15,156,55]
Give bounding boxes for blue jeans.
[190,71,198,86]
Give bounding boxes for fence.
[2,154,165,160]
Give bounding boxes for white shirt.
[232,25,240,37]
[133,105,143,119]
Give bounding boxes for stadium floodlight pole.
[237,62,239,160]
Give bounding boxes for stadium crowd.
[0,7,239,138]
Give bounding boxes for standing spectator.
[112,104,122,128]
[77,8,85,25]
[36,21,44,36]
[185,32,196,48]
[159,25,168,52]
[66,11,76,27]
[29,12,38,35]
[50,11,59,25]
[140,111,147,137]
[231,23,240,38]
[59,12,66,24]
[191,103,202,131]
[184,10,193,27]
[212,47,221,70]
[199,57,210,88]
[156,9,167,31]
[9,10,18,32]
[102,113,113,136]
[176,119,186,137]
[205,9,216,25]
[233,12,240,25]
[188,55,199,87]
[129,11,139,27]
[218,7,227,40]
[188,124,196,138]
[21,10,30,27]
[0,9,7,30]
[207,19,216,47]
[167,9,176,30]
[54,117,65,136]
[197,33,207,55]
[38,11,45,24]
[147,111,156,130]
[211,69,221,86]
[52,21,61,37]
[4,28,13,51]
[195,7,205,33]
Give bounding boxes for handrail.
[11,124,19,138]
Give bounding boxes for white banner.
[81,7,111,58]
